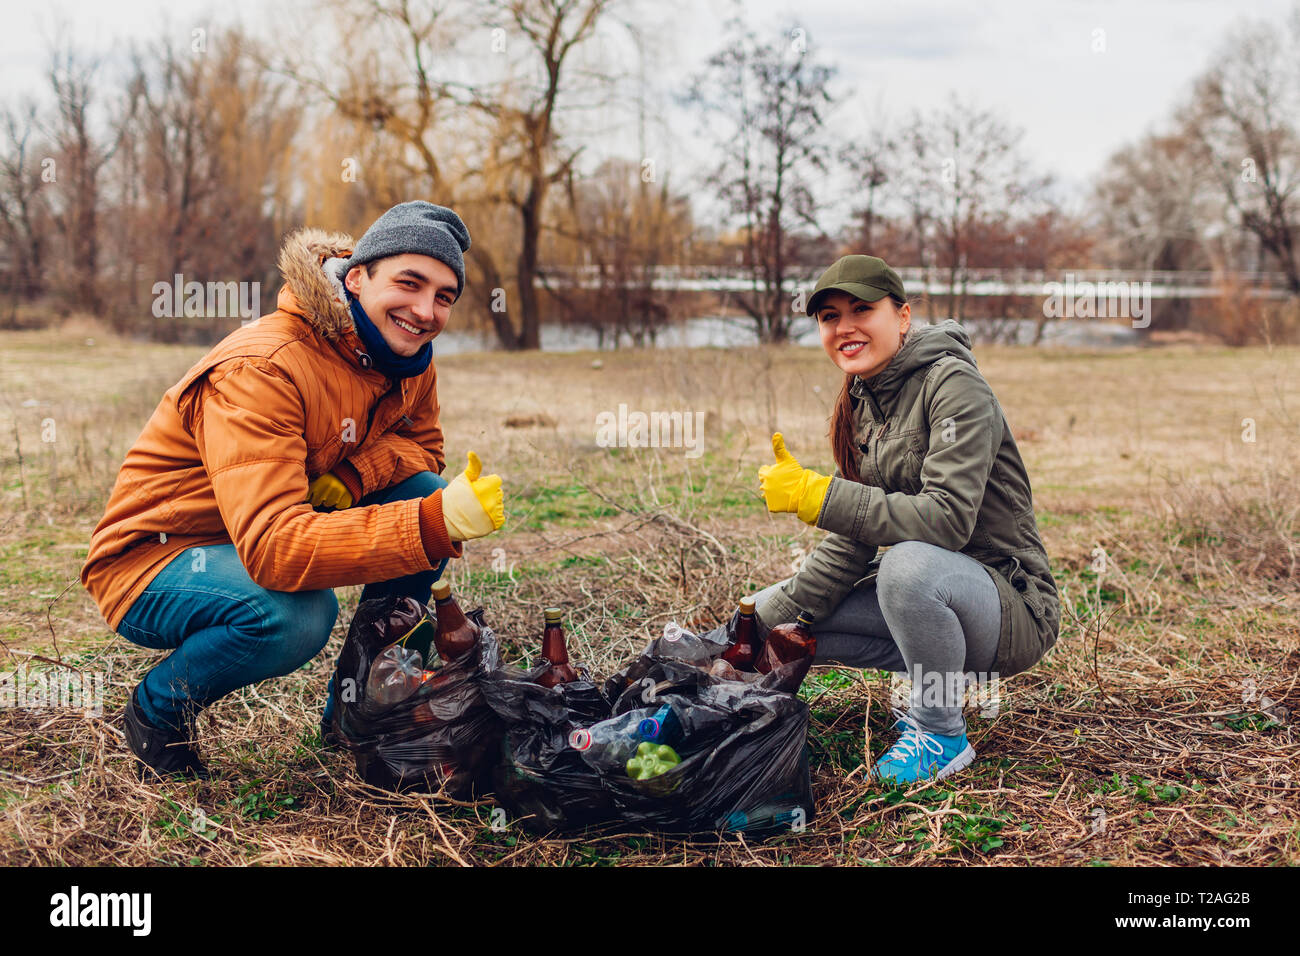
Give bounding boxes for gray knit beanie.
[344,201,472,298]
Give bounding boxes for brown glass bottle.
[721,597,760,670]
[755,612,817,674]
[536,607,580,688]
[431,580,480,662]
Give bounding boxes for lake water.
[429,316,1142,355]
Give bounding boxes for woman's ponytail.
[829,374,860,483]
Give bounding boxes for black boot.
[319,713,340,752]
[122,687,210,781]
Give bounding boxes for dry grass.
[1,328,1297,866]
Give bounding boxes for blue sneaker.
[873,709,975,785]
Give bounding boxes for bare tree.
[685,17,835,343]
[1093,130,1215,334]
[895,95,1050,322]
[452,0,622,350]
[546,157,691,347]
[86,27,302,336]
[273,0,623,351]
[0,100,52,303]
[839,127,893,251]
[44,37,127,315]
[1179,11,1300,293]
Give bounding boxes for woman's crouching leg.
[875,540,1000,736]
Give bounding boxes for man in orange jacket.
[81,201,504,780]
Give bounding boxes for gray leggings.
[751,540,1001,736]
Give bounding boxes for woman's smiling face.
[816,291,912,379]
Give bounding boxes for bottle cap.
[638,717,662,740]
[738,597,757,614]
[544,607,563,623]
[795,611,815,626]
[431,580,452,600]
[568,728,592,751]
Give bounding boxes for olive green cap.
[806,255,906,316]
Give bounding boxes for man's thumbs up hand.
[758,432,833,525]
[441,451,506,542]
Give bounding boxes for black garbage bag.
[598,633,815,835]
[481,660,615,833]
[328,595,505,799]
[486,624,815,836]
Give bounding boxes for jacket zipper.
[873,420,890,483]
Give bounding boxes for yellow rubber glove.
[440,451,505,542]
[307,472,353,510]
[758,433,832,525]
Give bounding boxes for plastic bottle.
[637,702,684,747]
[656,621,714,664]
[721,597,760,670]
[431,580,480,662]
[568,707,660,773]
[537,607,581,688]
[755,611,817,674]
[366,644,425,707]
[723,801,807,833]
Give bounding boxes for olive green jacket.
[760,320,1060,677]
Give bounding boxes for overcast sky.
[3,0,1295,219]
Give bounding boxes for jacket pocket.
[906,434,927,470]
[305,435,343,480]
[986,561,1043,679]
[888,431,926,494]
[1008,555,1045,621]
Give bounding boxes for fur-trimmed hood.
[276,228,357,340]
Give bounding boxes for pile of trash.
[329,589,815,835]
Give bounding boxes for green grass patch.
[1213,713,1285,732]
[229,781,297,821]
[154,798,222,840]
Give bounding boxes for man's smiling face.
[344,254,458,357]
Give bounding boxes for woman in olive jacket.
[752,255,1060,785]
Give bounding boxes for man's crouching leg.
[117,543,339,780]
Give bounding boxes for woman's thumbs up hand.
[758,432,833,525]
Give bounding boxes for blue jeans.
[117,471,449,732]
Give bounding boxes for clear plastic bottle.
[568,707,660,774]
[366,644,425,707]
[655,621,714,664]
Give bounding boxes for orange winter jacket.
[81,228,461,631]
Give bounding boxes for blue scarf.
[347,295,433,379]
